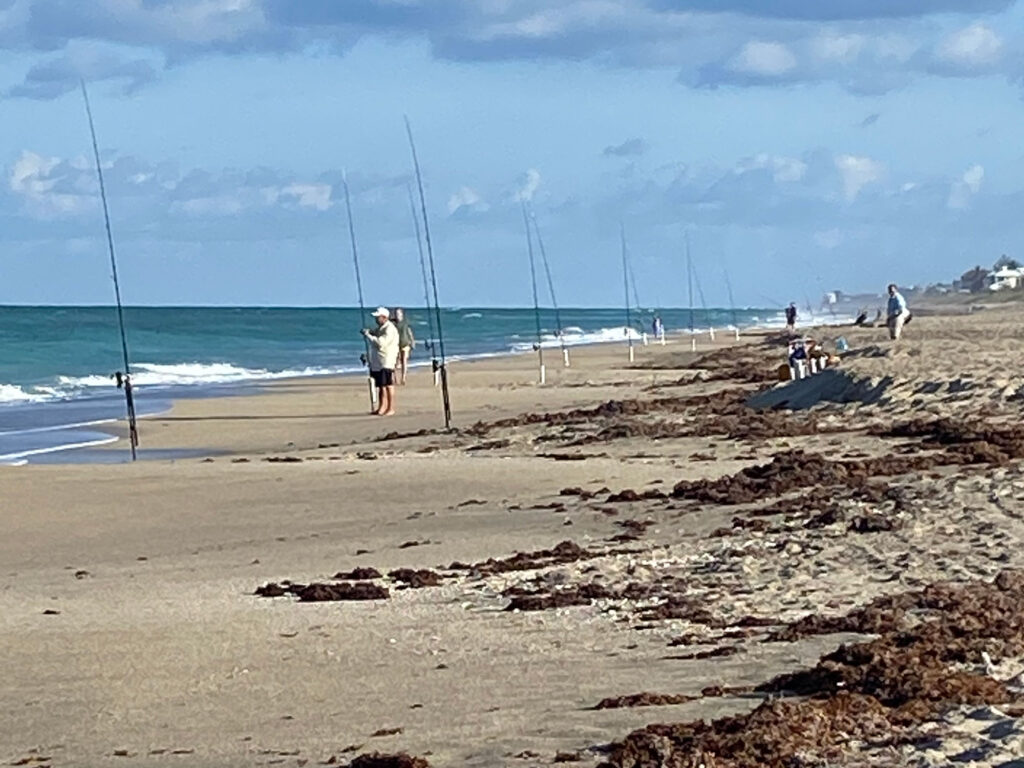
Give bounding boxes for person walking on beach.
[393,307,415,386]
[362,307,400,416]
[652,315,664,341]
[886,284,910,340]
[785,303,797,333]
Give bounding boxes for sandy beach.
[3,307,1024,768]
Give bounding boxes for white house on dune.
[989,267,1023,291]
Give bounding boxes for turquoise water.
[0,305,792,463]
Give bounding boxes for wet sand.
[3,312,1024,767]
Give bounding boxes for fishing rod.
[521,204,545,384]
[81,81,138,461]
[620,223,635,363]
[724,268,741,340]
[341,172,377,412]
[529,209,570,367]
[404,116,452,430]
[406,184,439,383]
[690,255,716,343]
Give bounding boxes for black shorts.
[371,369,395,387]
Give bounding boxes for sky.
[3,0,1024,308]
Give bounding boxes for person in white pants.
[886,284,910,340]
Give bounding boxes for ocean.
[0,305,817,464]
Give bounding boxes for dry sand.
[2,311,1024,767]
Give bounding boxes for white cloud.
[948,163,985,208]
[736,153,807,183]
[281,182,332,211]
[514,168,541,202]
[8,150,92,215]
[447,186,487,214]
[812,33,864,63]
[834,154,885,201]
[938,23,1002,67]
[727,41,797,77]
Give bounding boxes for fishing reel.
[112,371,131,390]
[432,359,440,373]
[532,343,541,352]
[359,353,368,366]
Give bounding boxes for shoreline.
[2,315,858,465]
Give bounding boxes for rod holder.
[628,346,635,363]
[708,327,715,341]
[690,337,697,352]
[539,364,546,385]
[642,332,649,347]
[734,328,740,341]
[562,348,570,367]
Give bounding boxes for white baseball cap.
[371,307,390,319]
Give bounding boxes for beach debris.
[264,456,303,463]
[347,752,428,768]
[388,569,442,588]
[503,582,614,612]
[333,568,383,580]
[254,582,389,601]
[447,540,612,575]
[593,693,696,710]
[369,727,403,737]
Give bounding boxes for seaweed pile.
[600,571,1024,768]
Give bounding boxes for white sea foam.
[52,361,359,392]
[0,434,119,463]
[509,326,642,353]
[0,384,50,404]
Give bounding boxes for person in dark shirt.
[785,303,797,333]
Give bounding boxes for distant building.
[989,267,1024,291]
[954,266,990,293]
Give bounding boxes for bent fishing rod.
[521,204,545,384]
[528,209,569,367]
[81,81,138,461]
[407,184,439,382]
[341,172,377,412]
[404,116,452,430]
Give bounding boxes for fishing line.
[404,116,452,430]
[341,172,377,411]
[407,184,438,367]
[521,204,545,383]
[81,81,138,461]
[528,209,568,364]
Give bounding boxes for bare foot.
[381,410,396,416]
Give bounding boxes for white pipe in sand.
[708,327,715,342]
[628,346,635,363]
[539,363,546,385]
[562,348,570,367]
[690,337,697,352]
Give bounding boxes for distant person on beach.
[886,284,910,340]
[362,307,400,416]
[393,307,415,386]
[652,315,664,340]
[785,303,797,333]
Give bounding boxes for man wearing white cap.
[362,307,400,416]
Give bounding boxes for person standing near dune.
[886,284,910,341]
[362,307,400,416]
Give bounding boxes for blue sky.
[2,0,1024,307]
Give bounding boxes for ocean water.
[0,305,827,464]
